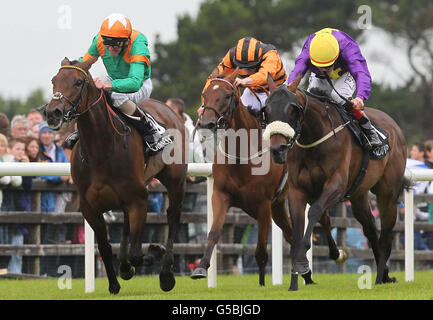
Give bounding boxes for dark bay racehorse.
[191,70,345,286]
[264,74,408,291]
[44,58,187,294]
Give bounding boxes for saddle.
[305,90,390,160]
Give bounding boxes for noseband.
[200,78,239,130]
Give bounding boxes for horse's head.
[45,57,96,130]
[197,69,240,132]
[263,73,305,164]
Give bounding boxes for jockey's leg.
[313,72,382,150]
[241,89,267,126]
[345,107,382,149]
[117,99,165,151]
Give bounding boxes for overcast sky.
[0,1,412,101]
[0,0,202,99]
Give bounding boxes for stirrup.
[364,129,382,149]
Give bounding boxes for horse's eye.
[75,79,83,87]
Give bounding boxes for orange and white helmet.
[100,13,132,39]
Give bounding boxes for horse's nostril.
[279,145,288,153]
[53,109,63,119]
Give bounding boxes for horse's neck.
[77,92,117,161]
[229,103,260,131]
[298,99,335,144]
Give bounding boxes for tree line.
[1,0,431,145]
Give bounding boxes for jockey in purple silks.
[287,28,381,149]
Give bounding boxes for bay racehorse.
[263,74,409,291]
[44,58,187,294]
[191,70,346,286]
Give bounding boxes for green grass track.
[1,271,433,300]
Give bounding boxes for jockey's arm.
[248,50,282,86]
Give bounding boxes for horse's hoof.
[190,267,207,279]
[335,249,348,263]
[160,271,176,292]
[120,266,135,281]
[109,282,121,295]
[301,270,315,285]
[384,276,397,284]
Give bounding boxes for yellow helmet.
[309,29,340,67]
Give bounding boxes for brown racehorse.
[191,70,346,286]
[44,58,187,294]
[264,74,409,291]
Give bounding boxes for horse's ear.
[226,67,239,85]
[267,73,276,93]
[288,73,302,93]
[80,57,97,71]
[61,57,71,66]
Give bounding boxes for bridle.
[42,65,102,123]
[266,85,309,149]
[200,78,240,130]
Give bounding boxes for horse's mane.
[67,59,114,106]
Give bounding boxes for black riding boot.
[358,114,382,149]
[127,107,175,155]
[64,130,79,149]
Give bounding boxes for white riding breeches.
[103,76,153,108]
[241,88,268,112]
[307,72,356,105]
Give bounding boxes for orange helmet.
[233,37,263,69]
[99,13,132,39]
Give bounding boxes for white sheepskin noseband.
[263,121,295,141]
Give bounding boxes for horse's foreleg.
[126,200,148,268]
[255,202,272,286]
[271,198,293,244]
[191,189,230,280]
[297,180,344,275]
[287,190,308,291]
[82,207,120,294]
[118,213,135,280]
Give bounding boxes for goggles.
[101,36,128,48]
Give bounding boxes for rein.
[201,78,269,161]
